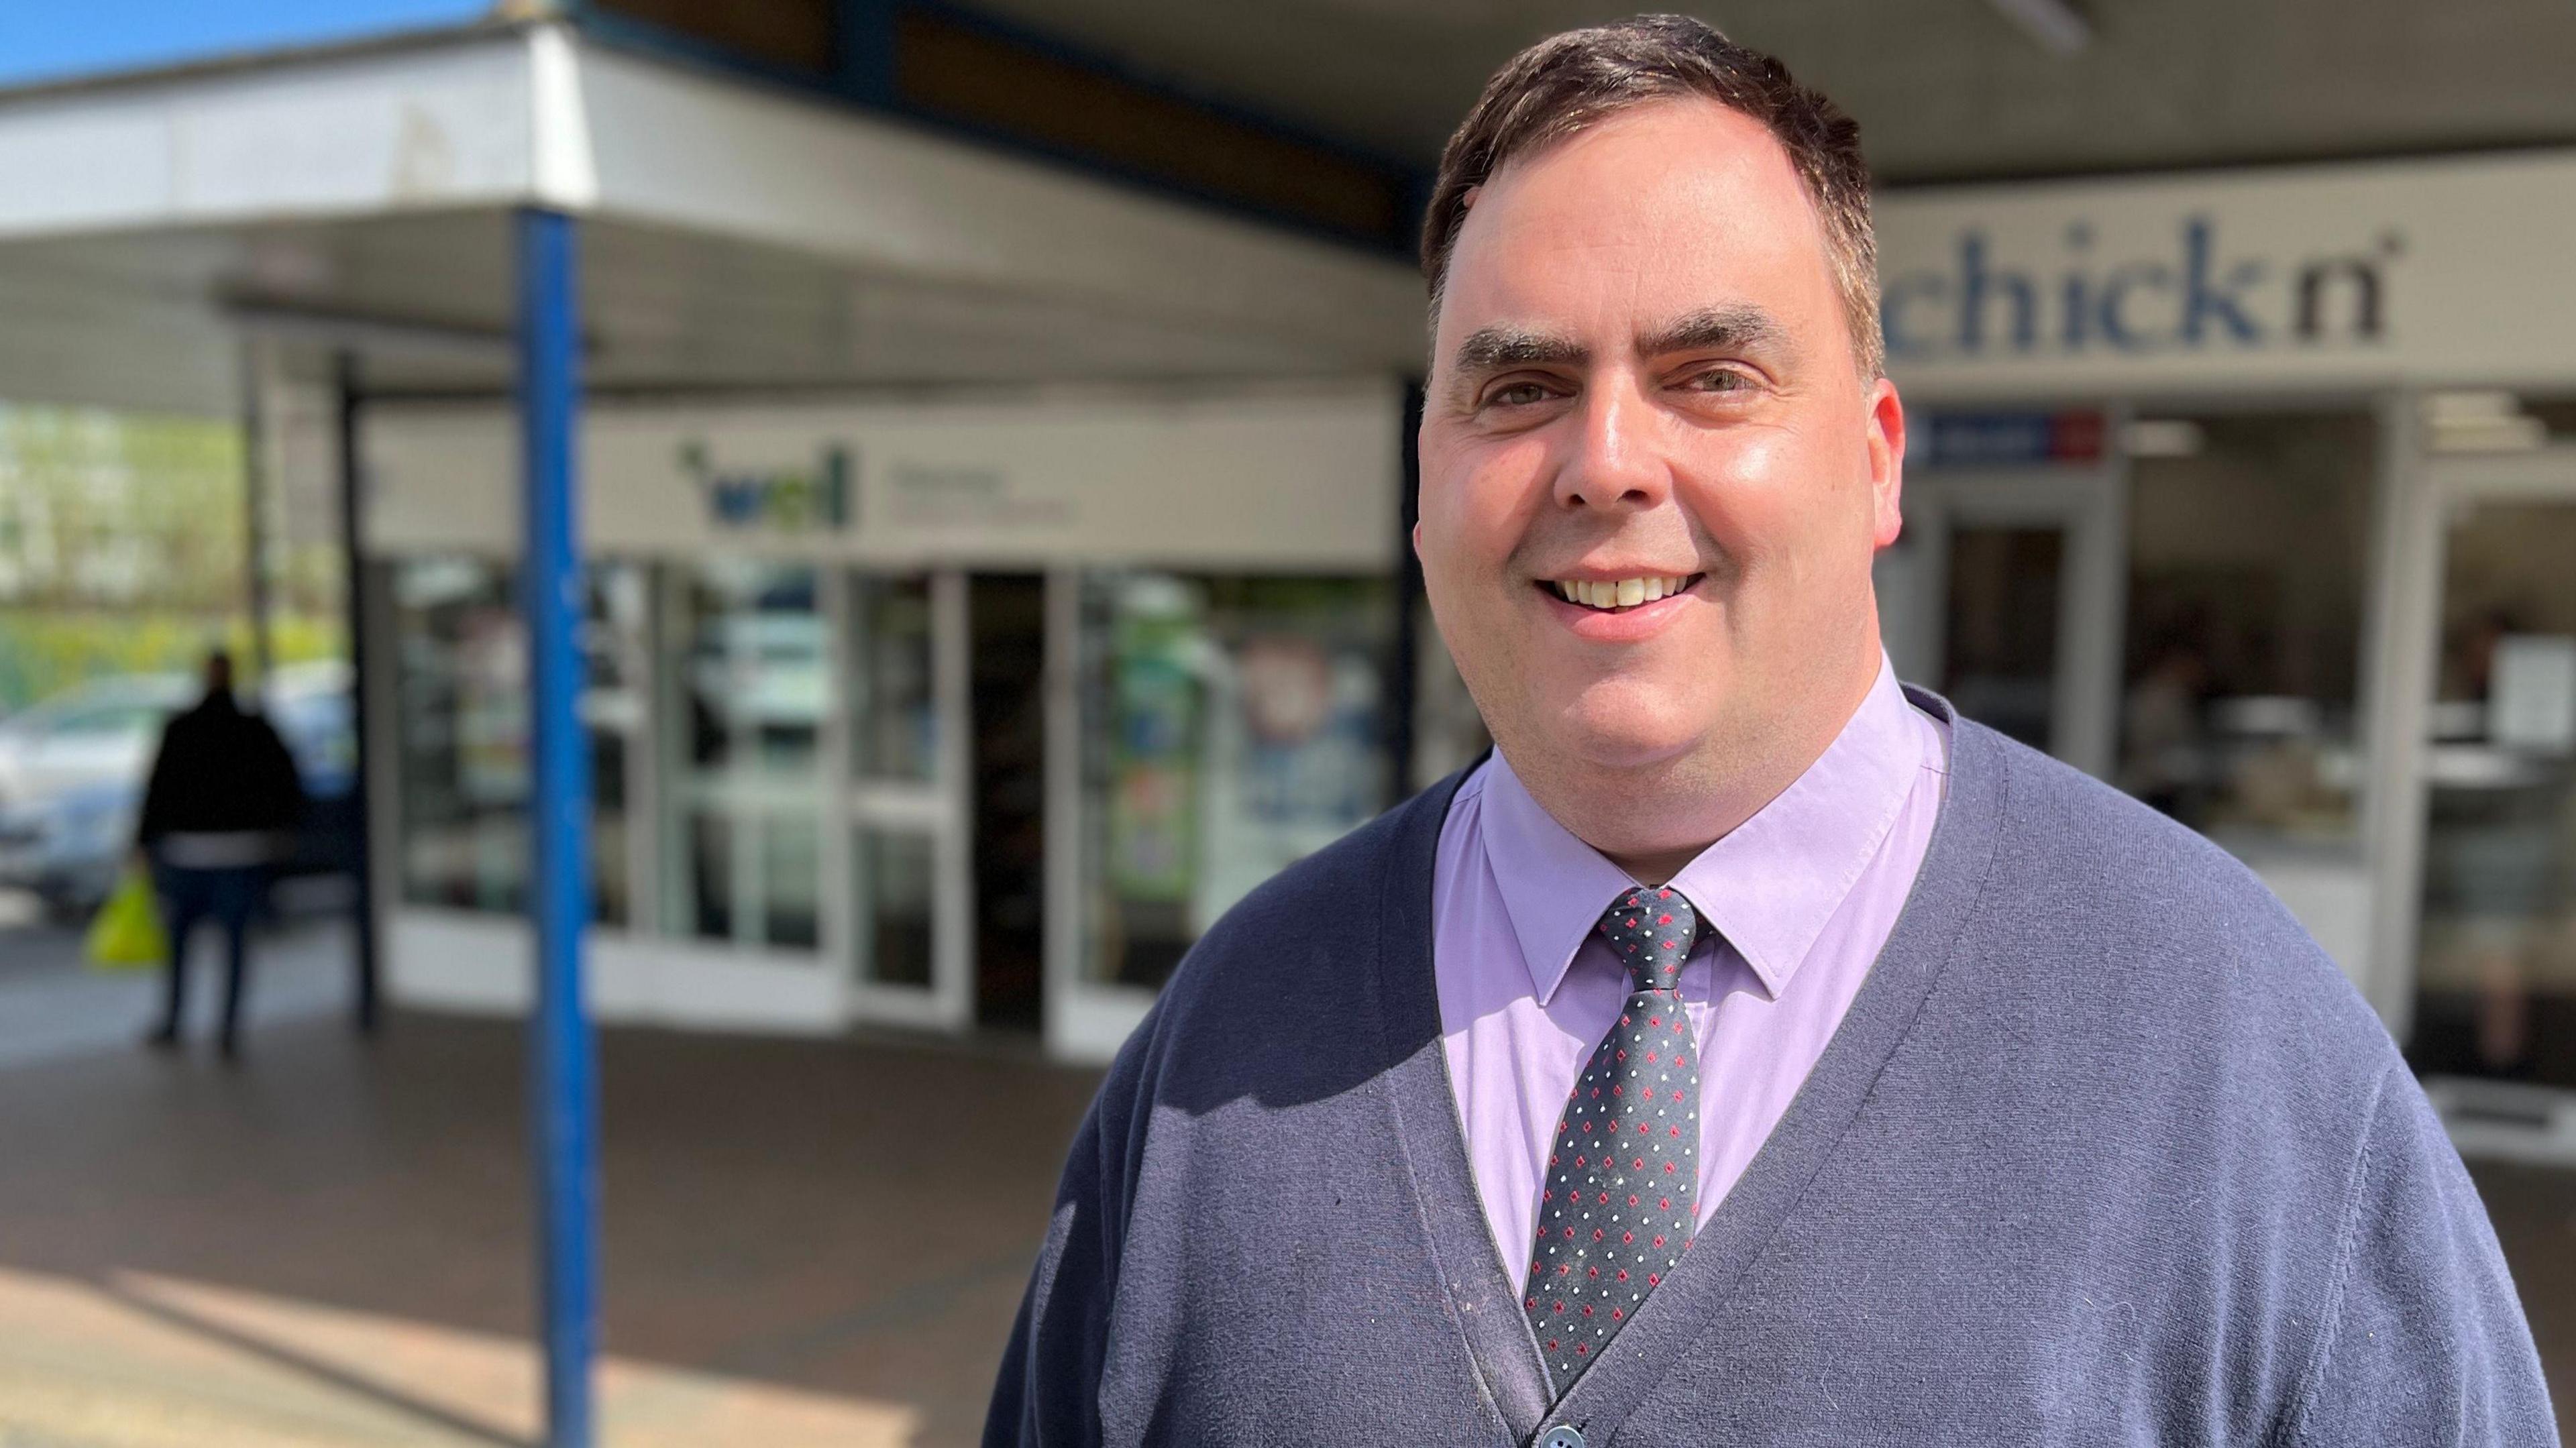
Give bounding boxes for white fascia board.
[572,42,1428,370]
[0,30,542,240]
[0,23,1423,367]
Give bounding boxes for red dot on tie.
[1612,1306,1624,1319]
[1658,914,1672,926]
[1576,1344,1589,1356]
[1648,1274,1661,1286]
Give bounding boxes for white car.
[0,673,194,814]
[0,664,356,915]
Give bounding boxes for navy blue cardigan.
[987,697,2556,1446]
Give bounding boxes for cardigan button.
[1540,1428,1585,1448]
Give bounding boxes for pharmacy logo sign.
[680,441,853,533]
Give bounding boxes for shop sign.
[1871,149,2576,395]
[1882,217,2401,364]
[679,440,853,533]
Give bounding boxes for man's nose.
[1552,380,1672,513]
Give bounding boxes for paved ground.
[0,1003,1098,1447]
[0,907,2568,1444]
[0,891,352,1070]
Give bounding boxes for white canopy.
[0,19,1428,416]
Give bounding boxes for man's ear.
[1864,378,1906,549]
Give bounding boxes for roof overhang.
[0,22,1428,414]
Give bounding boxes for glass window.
[388,557,641,923]
[851,573,938,782]
[661,559,826,953]
[853,824,934,987]
[2410,496,2576,1087]
[2118,413,2374,848]
[1077,572,1394,991]
[1942,526,2065,753]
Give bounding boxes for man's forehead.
[1430,100,1837,365]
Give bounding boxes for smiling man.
[985,17,2554,1447]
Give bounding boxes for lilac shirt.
[1433,658,1949,1292]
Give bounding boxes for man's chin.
[1548,708,1707,776]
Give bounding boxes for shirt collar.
[1479,655,1928,1005]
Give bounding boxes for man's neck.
[1508,647,1884,886]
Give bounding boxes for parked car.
[0,673,193,813]
[0,663,358,918]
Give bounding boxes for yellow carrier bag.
[85,867,168,970]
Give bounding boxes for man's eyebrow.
[1450,326,1587,376]
[1637,304,1792,359]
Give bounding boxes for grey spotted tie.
[1523,885,1702,1396]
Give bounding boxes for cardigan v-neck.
[1378,686,2002,1442]
[985,689,2554,1448]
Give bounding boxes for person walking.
[985,17,2555,1447]
[136,650,306,1060]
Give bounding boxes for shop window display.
[2118,414,2374,849]
[388,557,643,924]
[1079,572,1393,991]
[2411,490,2576,1087]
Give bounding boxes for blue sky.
[0,0,493,89]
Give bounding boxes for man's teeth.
[1552,576,1693,609]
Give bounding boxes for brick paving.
[0,995,2567,1444]
[0,1009,1098,1446]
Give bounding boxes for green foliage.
[0,610,345,716]
[0,402,346,714]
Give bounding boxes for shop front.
[1872,150,2576,1145]
[362,384,1405,1062]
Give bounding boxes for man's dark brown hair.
[1421,14,1882,379]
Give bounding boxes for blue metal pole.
[516,205,597,1448]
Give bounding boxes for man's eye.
[1683,368,1751,394]
[1486,380,1556,408]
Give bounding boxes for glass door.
[1876,465,2125,777]
[2408,451,2576,1095]
[663,560,828,957]
[835,569,973,1031]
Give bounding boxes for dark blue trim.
[516,205,598,1448]
[564,0,1427,256]
[904,0,1418,190]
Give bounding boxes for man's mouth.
[1540,574,1703,612]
